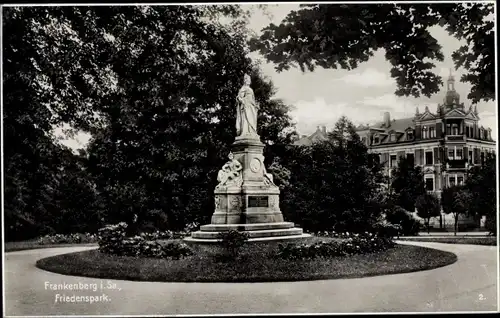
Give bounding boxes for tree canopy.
[3,5,297,237]
[280,116,386,233]
[465,153,497,233]
[249,3,494,103]
[390,156,426,212]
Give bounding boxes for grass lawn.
[36,240,457,282]
[4,240,97,252]
[397,237,497,246]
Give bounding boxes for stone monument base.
[184,221,311,244]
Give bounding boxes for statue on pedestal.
[236,74,259,137]
[216,152,243,189]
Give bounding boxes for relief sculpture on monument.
[215,152,243,189]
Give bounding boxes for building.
[294,72,496,229]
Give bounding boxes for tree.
[441,185,472,236]
[385,205,421,236]
[465,153,496,235]
[281,116,385,233]
[3,5,297,237]
[249,3,494,103]
[416,193,441,233]
[390,156,426,212]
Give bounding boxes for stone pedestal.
[185,135,310,243]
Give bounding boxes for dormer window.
[452,124,459,135]
[373,134,380,144]
[407,130,414,140]
[390,134,396,142]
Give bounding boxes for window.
[449,176,456,187]
[425,178,434,191]
[390,155,397,168]
[407,130,413,140]
[406,153,414,166]
[446,124,451,135]
[466,126,471,137]
[469,150,473,164]
[422,126,428,139]
[373,135,380,144]
[456,148,463,159]
[429,127,436,138]
[448,149,454,160]
[390,134,396,142]
[457,176,464,186]
[425,151,433,165]
[481,152,485,165]
[452,124,459,135]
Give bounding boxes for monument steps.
[191,227,304,240]
[184,233,312,244]
[200,222,294,231]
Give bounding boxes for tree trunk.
[427,219,430,234]
[454,214,458,236]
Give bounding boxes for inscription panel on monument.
[247,196,269,208]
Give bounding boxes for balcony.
[445,135,465,142]
[445,159,467,170]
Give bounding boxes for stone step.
[200,222,295,232]
[191,227,304,240]
[184,233,312,244]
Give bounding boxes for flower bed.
[37,233,98,245]
[278,232,395,260]
[97,222,192,259]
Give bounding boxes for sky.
[57,3,497,149]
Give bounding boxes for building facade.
[294,73,496,228]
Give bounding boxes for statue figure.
[236,74,259,137]
[216,152,243,189]
[262,166,275,186]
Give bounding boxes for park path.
[3,241,498,316]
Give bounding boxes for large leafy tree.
[465,153,497,234]
[390,156,426,212]
[3,5,297,235]
[441,185,472,236]
[281,116,385,233]
[249,3,494,103]
[416,193,441,233]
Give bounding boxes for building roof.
[357,117,415,133]
[293,127,328,146]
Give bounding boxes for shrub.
[276,232,395,260]
[216,230,249,261]
[485,215,496,236]
[37,233,98,245]
[140,230,174,241]
[97,222,193,259]
[384,206,421,236]
[373,222,402,238]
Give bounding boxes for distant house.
[293,72,496,229]
[294,126,328,146]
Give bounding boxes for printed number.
[479,294,486,301]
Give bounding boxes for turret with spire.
[444,68,460,108]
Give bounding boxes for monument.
[185,74,310,243]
